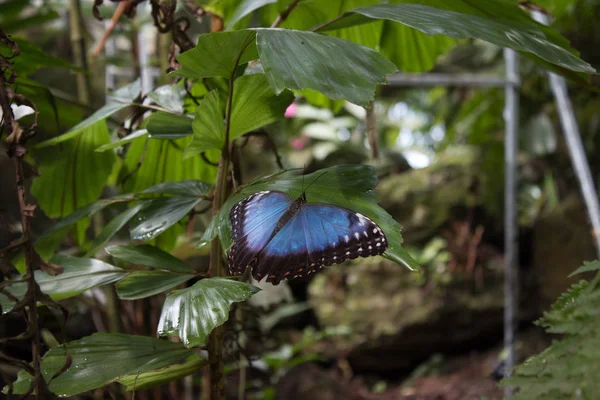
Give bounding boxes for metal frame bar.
[503,48,520,397]
[533,11,600,256]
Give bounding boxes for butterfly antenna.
[304,171,328,193]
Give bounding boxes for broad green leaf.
[129,197,200,241]
[215,166,420,271]
[569,260,600,277]
[255,28,398,106]
[95,129,148,152]
[316,3,595,74]
[157,277,259,347]
[380,20,457,72]
[186,91,226,157]
[85,204,145,257]
[147,84,186,113]
[35,103,126,148]
[116,271,193,300]
[230,74,295,138]
[2,38,76,78]
[146,112,193,139]
[7,333,195,396]
[186,75,293,157]
[172,30,258,79]
[39,194,135,239]
[227,0,277,29]
[1,7,59,35]
[118,355,206,391]
[139,180,212,198]
[123,136,217,193]
[1,254,126,314]
[35,80,141,148]
[31,120,116,218]
[106,244,191,272]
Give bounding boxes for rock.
[376,146,486,244]
[308,257,536,373]
[532,194,598,307]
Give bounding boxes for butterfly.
[228,190,388,284]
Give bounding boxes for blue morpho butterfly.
[228,174,388,284]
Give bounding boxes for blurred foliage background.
[1,0,600,398]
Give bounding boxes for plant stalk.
[207,47,242,399]
[68,0,91,105]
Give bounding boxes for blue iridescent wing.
[228,190,293,276]
[254,203,387,284]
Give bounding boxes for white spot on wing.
[346,251,350,255]
[354,232,360,239]
[344,235,350,243]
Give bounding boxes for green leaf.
[147,84,186,113]
[157,277,259,347]
[106,245,191,273]
[569,260,600,277]
[85,204,145,257]
[123,136,217,193]
[216,165,420,271]
[116,271,193,300]
[186,74,293,157]
[139,180,212,198]
[95,129,148,152]
[316,3,595,74]
[186,90,226,157]
[1,38,76,77]
[230,74,295,138]
[255,28,398,106]
[501,260,600,398]
[6,333,195,396]
[118,355,207,391]
[380,20,457,72]
[1,255,126,314]
[146,112,193,139]
[172,30,258,79]
[31,120,116,218]
[39,195,134,239]
[35,79,141,148]
[227,0,277,29]
[129,197,200,241]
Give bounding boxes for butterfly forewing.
[229,191,293,275]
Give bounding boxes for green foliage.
[205,165,420,271]
[7,333,198,396]
[255,28,398,106]
[1,255,127,314]
[318,1,595,74]
[157,278,260,347]
[501,261,600,399]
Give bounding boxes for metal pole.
[503,48,520,397]
[387,73,507,88]
[533,11,600,257]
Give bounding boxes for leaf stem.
[310,13,347,32]
[271,0,301,28]
[206,38,251,400]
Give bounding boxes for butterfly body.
[229,190,387,284]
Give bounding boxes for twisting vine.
[0,28,70,400]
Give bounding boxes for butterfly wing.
[254,203,387,284]
[228,191,293,275]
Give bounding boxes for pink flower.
[284,103,298,118]
[290,137,307,150]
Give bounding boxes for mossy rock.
[376,146,485,244]
[308,257,535,372]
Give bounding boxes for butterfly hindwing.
[228,191,293,275]
[254,203,387,284]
